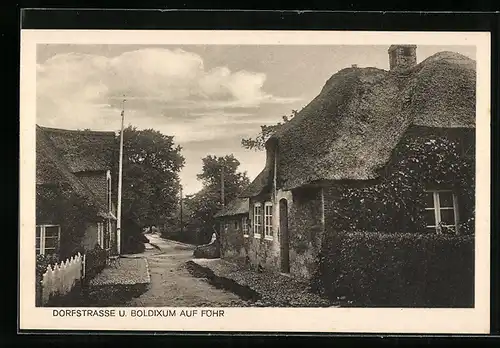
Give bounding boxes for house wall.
[284,187,324,279]
[244,192,281,271]
[219,214,247,261]
[81,222,100,251]
[223,187,324,280]
[224,189,325,278]
[283,126,473,282]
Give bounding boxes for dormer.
[388,44,417,71]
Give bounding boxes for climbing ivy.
[328,133,475,235]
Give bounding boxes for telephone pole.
[220,164,225,208]
[116,97,125,255]
[179,185,183,234]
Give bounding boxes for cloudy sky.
[36,44,475,195]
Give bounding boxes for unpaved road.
[125,234,247,307]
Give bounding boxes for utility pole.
[116,97,125,255]
[220,163,225,208]
[179,185,183,234]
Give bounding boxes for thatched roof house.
[242,50,475,196]
[36,125,119,257]
[229,46,476,300]
[36,126,117,219]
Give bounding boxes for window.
[264,202,273,239]
[97,222,104,247]
[253,203,262,238]
[242,216,249,237]
[105,220,111,250]
[424,190,459,234]
[36,225,60,256]
[234,220,239,230]
[106,171,112,213]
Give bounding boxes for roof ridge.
[37,125,117,136]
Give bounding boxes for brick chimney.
[388,45,417,71]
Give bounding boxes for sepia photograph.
[19,30,491,333]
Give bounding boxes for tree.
[241,109,299,151]
[118,125,185,230]
[197,154,250,202]
[183,154,250,244]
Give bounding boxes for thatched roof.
[36,125,116,219]
[241,50,476,196]
[38,126,117,173]
[214,197,249,218]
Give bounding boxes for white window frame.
[105,219,111,250]
[264,202,273,240]
[242,216,249,237]
[97,222,105,247]
[36,224,61,256]
[253,203,262,238]
[106,170,112,213]
[424,190,459,234]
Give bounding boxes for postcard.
[19,29,491,333]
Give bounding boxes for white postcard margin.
[19,30,491,333]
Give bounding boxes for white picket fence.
[41,252,86,305]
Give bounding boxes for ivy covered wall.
[323,126,475,235]
[313,126,476,306]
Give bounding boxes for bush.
[161,228,197,245]
[84,244,107,281]
[193,240,220,259]
[313,231,474,307]
[35,254,60,306]
[122,234,146,254]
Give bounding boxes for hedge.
[313,231,474,307]
[84,244,107,281]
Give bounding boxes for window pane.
[36,226,41,238]
[45,226,59,237]
[424,210,436,226]
[424,192,434,208]
[36,237,40,248]
[45,248,57,256]
[439,192,454,208]
[440,209,455,225]
[45,237,58,248]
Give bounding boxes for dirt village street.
[123,234,247,307]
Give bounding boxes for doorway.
[279,199,290,273]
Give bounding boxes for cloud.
[36,48,300,131]
[36,47,303,194]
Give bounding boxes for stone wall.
[220,186,330,281]
[246,192,279,270]
[220,214,247,261]
[288,187,324,279]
